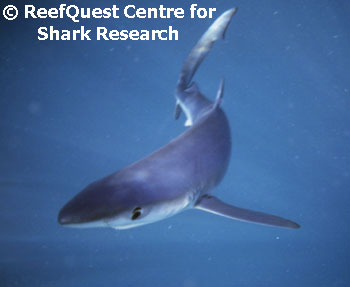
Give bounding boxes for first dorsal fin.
[195,195,300,229]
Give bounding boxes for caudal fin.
[175,8,237,124]
[177,8,238,91]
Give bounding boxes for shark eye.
[131,207,142,220]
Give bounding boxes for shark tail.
[174,8,238,124]
[177,8,237,91]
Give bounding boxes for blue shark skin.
[58,8,300,230]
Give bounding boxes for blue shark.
[58,8,300,230]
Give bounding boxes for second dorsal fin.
[213,78,225,109]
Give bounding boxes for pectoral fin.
[195,195,300,229]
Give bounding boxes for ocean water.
[1,0,349,286]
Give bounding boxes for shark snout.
[57,196,93,226]
[57,178,148,228]
[57,183,122,227]
[57,206,79,225]
[58,215,70,225]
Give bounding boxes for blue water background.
[1,0,349,286]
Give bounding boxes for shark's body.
[58,9,300,230]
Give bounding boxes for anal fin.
[195,195,300,229]
[174,101,182,120]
